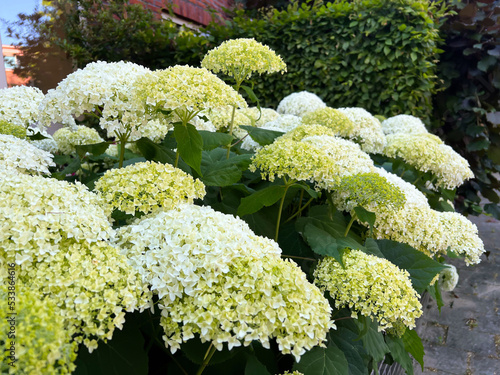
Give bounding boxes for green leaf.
[201,150,252,187]
[372,239,446,294]
[136,137,175,164]
[362,238,385,258]
[484,203,500,220]
[73,317,148,375]
[355,317,390,364]
[427,281,444,312]
[478,55,497,72]
[466,138,490,151]
[238,185,286,216]
[198,131,233,150]
[239,125,284,146]
[245,354,271,375]
[174,123,203,175]
[75,141,110,159]
[302,223,346,264]
[27,132,48,140]
[240,85,260,106]
[353,206,375,234]
[331,327,369,375]
[402,329,424,371]
[53,157,81,179]
[385,335,413,375]
[293,341,349,375]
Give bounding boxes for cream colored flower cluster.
[94,161,206,215]
[283,123,338,141]
[0,172,112,265]
[39,61,150,131]
[383,133,474,189]
[381,114,428,135]
[0,120,27,138]
[239,107,280,126]
[332,172,405,214]
[0,134,55,175]
[0,86,44,128]
[373,167,429,207]
[251,134,373,189]
[117,204,333,361]
[53,125,104,154]
[277,91,326,118]
[201,38,287,81]
[336,107,387,153]
[0,285,78,375]
[314,250,422,333]
[205,106,250,132]
[12,239,151,351]
[133,65,247,116]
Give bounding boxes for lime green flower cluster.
[314,250,422,333]
[336,107,387,154]
[333,172,405,213]
[0,86,44,129]
[0,172,112,266]
[383,133,474,189]
[117,204,333,361]
[133,65,247,118]
[53,125,104,154]
[94,161,206,215]
[15,239,151,351]
[302,107,356,136]
[0,285,78,375]
[205,106,250,132]
[381,114,428,135]
[0,120,26,139]
[0,134,55,175]
[251,135,373,189]
[201,38,287,82]
[283,123,338,141]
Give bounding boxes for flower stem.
[275,183,292,242]
[119,137,126,169]
[196,343,217,375]
[174,149,180,168]
[226,80,242,159]
[344,213,357,237]
[284,197,314,224]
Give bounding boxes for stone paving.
[415,214,500,375]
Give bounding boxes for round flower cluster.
[0,285,78,375]
[381,114,429,135]
[0,172,112,266]
[132,65,247,117]
[439,264,459,292]
[0,134,55,175]
[336,107,387,153]
[0,120,27,138]
[10,239,151,351]
[373,167,429,207]
[0,86,44,128]
[283,123,338,141]
[302,107,355,136]
[205,106,250,132]
[277,91,326,118]
[333,172,406,214]
[117,204,333,360]
[238,107,280,127]
[53,125,104,154]
[265,114,302,132]
[201,38,287,82]
[383,133,474,189]
[39,61,150,130]
[94,161,206,215]
[314,250,422,333]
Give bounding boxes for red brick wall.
[131,0,234,25]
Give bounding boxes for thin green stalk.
[174,149,180,168]
[118,136,126,169]
[226,80,242,159]
[275,183,292,242]
[344,213,357,237]
[284,197,314,224]
[196,343,217,375]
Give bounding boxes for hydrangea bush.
[0,39,486,375]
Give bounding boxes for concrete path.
[415,214,500,375]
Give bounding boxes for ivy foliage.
[175,0,448,123]
[432,0,500,218]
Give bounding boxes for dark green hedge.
[174,0,447,122]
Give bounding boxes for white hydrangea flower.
[264,114,302,132]
[381,114,429,135]
[335,107,387,154]
[238,107,280,127]
[117,204,333,360]
[0,134,55,175]
[439,264,459,291]
[277,91,326,118]
[383,133,474,189]
[0,86,44,129]
[53,125,104,154]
